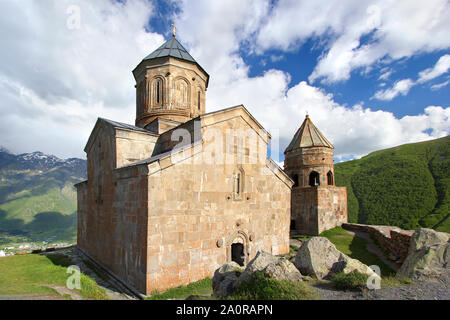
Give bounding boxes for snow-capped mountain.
[0,148,86,176]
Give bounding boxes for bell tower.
[284,115,347,235]
[284,115,335,188]
[132,29,209,129]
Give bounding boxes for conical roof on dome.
[140,36,209,86]
[143,37,197,63]
[285,115,334,153]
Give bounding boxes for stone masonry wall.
[285,147,334,187]
[144,115,291,294]
[134,56,208,127]
[76,181,88,247]
[291,186,347,235]
[291,187,318,235]
[115,129,158,168]
[317,187,347,234]
[342,223,414,265]
[78,123,150,293]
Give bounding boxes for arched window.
[174,78,190,109]
[292,174,299,187]
[156,81,161,103]
[152,77,164,107]
[327,171,334,185]
[233,167,245,200]
[309,171,320,187]
[197,91,201,110]
[236,172,241,194]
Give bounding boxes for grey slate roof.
[99,118,155,134]
[143,37,197,63]
[118,139,203,170]
[285,115,334,153]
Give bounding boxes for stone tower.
[132,35,209,131]
[284,115,347,235]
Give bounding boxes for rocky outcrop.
[396,228,450,281]
[212,262,244,298]
[212,251,303,297]
[237,251,303,285]
[294,237,380,280]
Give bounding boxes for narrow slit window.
[327,171,334,185]
[236,173,240,194]
[198,91,201,110]
[156,81,160,104]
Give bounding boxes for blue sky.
[0,0,448,162]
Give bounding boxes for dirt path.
[314,274,450,300]
[45,285,83,300]
[0,294,65,300]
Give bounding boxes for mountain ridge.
[0,147,86,245]
[0,135,448,246]
[335,135,450,233]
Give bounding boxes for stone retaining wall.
[342,223,414,265]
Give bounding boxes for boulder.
[294,237,379,280]
[396,228,450,281]
[237,251,303,285]
[212,251,303,297]
[212,261,244,298]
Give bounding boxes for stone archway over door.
[226,230,249,266]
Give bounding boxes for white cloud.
[0,0,163,158]
[431,79,450,90]
[274,82,449,159]
[418,54,450,83]
[252,0,450,84]
[378,69,392,81]
[373,53,450,100]
[0,0,448,163]
[373,79,415,101]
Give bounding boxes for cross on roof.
[171,23,176,38]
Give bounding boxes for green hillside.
[0,150,86,246]
[335,135,450,232]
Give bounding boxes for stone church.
[75,35,293,295]
[75,33,346,296]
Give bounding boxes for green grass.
[0,157,85,246]
[146,278,213,300]
[381,276,413,287]
[335,135,450,232]
[0,253,109,300]
[82,259,110,282]
[320,227,395,277]
[290,234,312,241]
[331,271,369,291]
[226,272,319,300]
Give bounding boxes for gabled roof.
[144,37,197,63]
[285,115,333,153]
[84,117,158,153]
[99,118,152,134]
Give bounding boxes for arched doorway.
[231,243,245,266]
[309,171,320,186]
[226,230,249,266]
